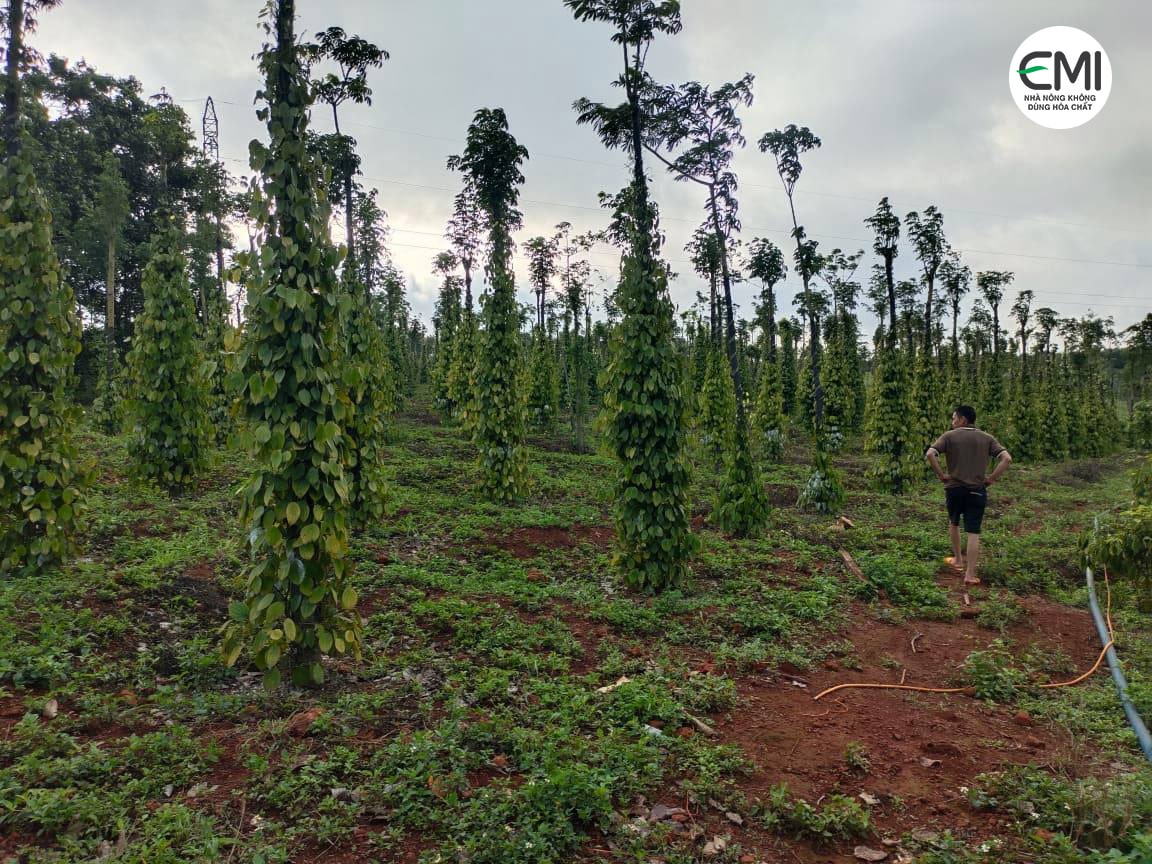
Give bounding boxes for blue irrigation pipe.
[1084,563,1152,764]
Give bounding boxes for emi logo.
[1009,26,1111,129]
[1017,50,1104,91]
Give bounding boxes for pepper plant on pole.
[642,75,768,535]
[0,0,85,576]
[221,0,360,689]
[685,226,721,345]
[792,232,827,434]
[432,250,461,418]
[125,218,210,495]
[866,198,900,338]
[819,248,864,436]
[863,197,914,494]
[447,108,530,502]
[778,316,799,417]
[304,28,391,524]
[746,237,787,459]
[343,267,392,525]
[90,154,130,434]
[759,125,825,437]
[525,234,561,432]
[556,221,592,451]
[747,238,785,366]
[1032,306,1068,460]
[566,0,696,591]
[686,228,730,459]
[1008,289,1041,461]
[444,177,484,428]
[976,269,1013,423]
[939,250,970,407]
[905,205,949,454]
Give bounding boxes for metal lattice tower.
[200,96,228,320]
[202,96,219,163]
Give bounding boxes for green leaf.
[340,585,358,611]
[222,640,243,667]
[316,626,333,653]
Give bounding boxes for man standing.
[925,405,1013,586]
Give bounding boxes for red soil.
[4,520,1116,863]
[480,523,615,559]
[605,570,1109,862]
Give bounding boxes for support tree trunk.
[332,105,356,268]
[708,189,745,428]
[105,235,117,385]
[215,214,226,301]
[3,0,24,158]
[788,197,823,434]
[884,253,897,350]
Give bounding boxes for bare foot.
[944,556,965,571]
[964,575,982,586]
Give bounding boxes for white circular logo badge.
[1009,26,1111,129]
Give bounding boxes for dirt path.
[650,568,1107,861]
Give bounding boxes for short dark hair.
[954,405,977,424]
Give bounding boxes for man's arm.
[986,450,1012,485]
[925,447,950,484]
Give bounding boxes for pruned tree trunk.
[332,106,356,267]
[923,273,935,358]
[343,169,355,265]
[105,235,117,384]
[215,214,226,299]
[624,46,654,261]
[766,283,777,364]
[788,199,823,433]
[462,259,473,314]
[3,0,24,158]
[708,189,745,427]
[884,253,897,349]
[709,267,718,346]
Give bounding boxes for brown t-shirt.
[928,426,1006,489]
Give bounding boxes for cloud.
[34,0,1150,333]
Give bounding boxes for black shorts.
[945,485,988,534]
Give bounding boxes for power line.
[200,97,1147,237]
[348,174,1152,271]
[358,174,1152,272]
[343,118,630,173]
[385,223,1152,302]
[330,117,1149,236]
[950,247,1152,269]
[385,237,1148,311]
[756,186,1148,236]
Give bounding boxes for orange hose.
[1035,566,1118,690]
[1037,640,1113,689]
[813,682,970,701]
[813,570,1117,703]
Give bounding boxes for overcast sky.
[35,0,1152,341]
